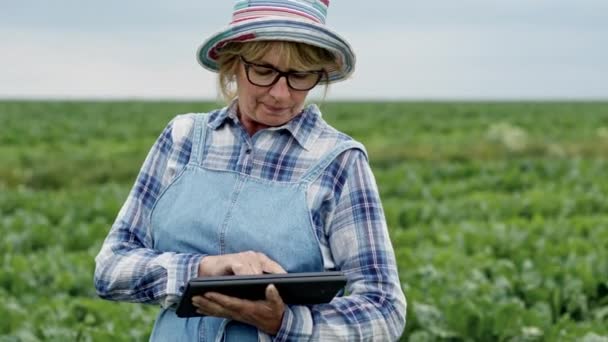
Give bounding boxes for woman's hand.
[194,251,287,334]
[198,251,285,277]
[192,284,286,335]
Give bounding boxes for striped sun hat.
[197,0,356,82]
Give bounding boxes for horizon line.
[1,96,607,103]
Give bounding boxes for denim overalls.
[148,113,362,341]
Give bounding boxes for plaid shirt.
[94,102,406,341]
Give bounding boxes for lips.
[262,103,288,113]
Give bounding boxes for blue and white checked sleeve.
[94,115,203,308]
[272,150,407,341]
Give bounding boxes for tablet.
[176,271,347,318]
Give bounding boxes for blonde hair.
[216,40,339,102]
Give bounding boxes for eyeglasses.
[240,56,324,91]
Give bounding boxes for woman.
[94,1,406,340]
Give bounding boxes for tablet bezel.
[175,271,346,318]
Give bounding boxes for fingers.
[192,294,227,317]
[231,262,261,275]
[260,255,287,274]
[206,292,248,311]
[198,255,232,277]
[231,251,285,275]
[263,285,286,334]
[200,251,285,276]
[193,292,251,318]
[194,289,285,335]
[265,284,284,307]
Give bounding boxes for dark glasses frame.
[239,56,325,91]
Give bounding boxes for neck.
[238,111,269,136]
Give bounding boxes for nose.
[268,75,290,99]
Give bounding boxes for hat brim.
[197,17,355,83]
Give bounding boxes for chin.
[262,116,290,127]
[259,107,292,119]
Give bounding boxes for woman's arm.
[273,149,407,341]
[93,114,203,308]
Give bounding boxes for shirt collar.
[208,99,323,151]
[207,100,239,129]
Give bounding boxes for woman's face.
[235,45,312,135]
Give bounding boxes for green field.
[1,101,608,341]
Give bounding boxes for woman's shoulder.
[313,116,368,160]
[166,109,222,143]
[168,114,196,143]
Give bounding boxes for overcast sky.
[1,0,606,100]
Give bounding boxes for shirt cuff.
[272,305,313,341]
[161,253,205,308]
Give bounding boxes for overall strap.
[189,113,210,166]
[300,140,367,184]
